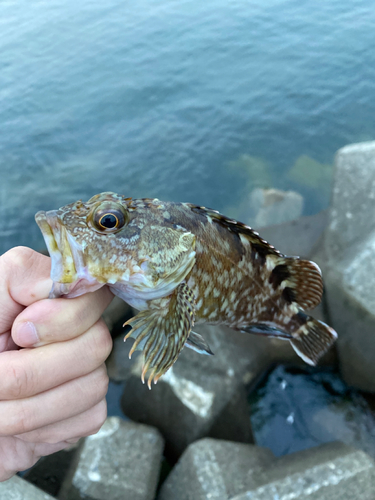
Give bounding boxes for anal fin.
[242,313,338,365]
[241,323,293,340]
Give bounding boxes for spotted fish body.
[35,192,337,388]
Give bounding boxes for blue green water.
[249,365,375,458]
[1,0,375,254]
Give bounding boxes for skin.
[0,247,113,482]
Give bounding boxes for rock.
[158,438,275,500]
[159,439,375,500]
[315,141,375,391]
[0,475,55,500]
[227,154,273,191]
[231,442,375,500]
[59,417,164,500]
[249,188,304,228]
[286,155,333,212]
[121,324,272,460]
[287,155,333,191]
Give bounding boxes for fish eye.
[91,204,128,233]
[98,213,120,229]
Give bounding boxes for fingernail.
[16,321,39,346]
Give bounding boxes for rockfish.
[35,192,337,388]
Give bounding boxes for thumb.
[0,247,52,335]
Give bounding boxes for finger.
[0,320,112,400]
[0,247,52,334]
[16,399,107,444]
[12,286,113,347]
[0,364,109,437]
[0,332,18,353]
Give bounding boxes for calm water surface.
[1,0,375,253]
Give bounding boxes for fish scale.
[35,192,338,388]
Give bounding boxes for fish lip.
[35,210,79,285]
[35,210,104,298]
[35,210,65,283]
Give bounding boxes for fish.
[35,192,338,388]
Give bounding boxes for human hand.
[0,247,113,481]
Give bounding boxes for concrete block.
[121,324,272,460]
[322,241,375,391]
[158,438,275,500]
[316,141,375,390]
[325,141,375,262]
[159,439,375,500]
[59,417,164,500]
[231,442,375,500]
[256,210,328,259]
[196,325,273,387]
[0,475,55,500]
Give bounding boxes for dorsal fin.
[189,205,282,258]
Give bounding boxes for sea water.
[1,0,375,253]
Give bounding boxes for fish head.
[35,192,134,297]
[35,192,196,303]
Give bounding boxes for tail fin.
[289,312,338,365]
[269,257,323,310]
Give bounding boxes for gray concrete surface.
[159,440,375,500]
[158,438,274,500]
[120,324,273,459]
[59,417,164,500]
[231,442,375,500]
[0,475,55,500]
[315,141,375,390]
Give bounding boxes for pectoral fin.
[124,282,196,388]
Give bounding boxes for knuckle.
[2,246,36,271]
[15,403,32,435]
[7,401,32,435]
[66,437,80,444]
[1,361,33,400]
[88,400,107,436]
[94,365,110,400]
[87,321,113,364]
[1,247,49,307]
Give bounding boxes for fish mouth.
[35,210,80,297]
[35,210,102,298]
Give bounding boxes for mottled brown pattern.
[36,192,338,387]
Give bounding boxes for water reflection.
[1,0,375,254]
[249,365,375,458]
